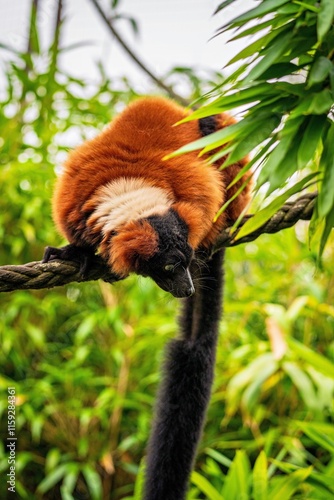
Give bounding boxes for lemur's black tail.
[144,249,225,500]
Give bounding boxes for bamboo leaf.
[206,448,232,468]
[229,18,283,41]
[308,57,333,87]
[214,175,252,222]
[291,89,334,116]
[244,31,294,83]
[296,421,334,454]
[253,451,268,500]
[226,31,279,67]
[218,0,290,31]
[267,125,307,193]
[269,467,313,500]
[191,471,225,500]
[297,114,328,169]
[28,0,40,55]
[134,459,146,500]
[222,450,251,500]
[82,465,102,500]
[282,362,319,410]
[293,1,319,13]
[235,173,318,241]
[187,84,273,118]
[288,338,334,379]
[259,62,300,80]
[242,361,278,412]
[37,465,68,494]
[318,122,334,218]
[257,116,305,188]
[166,113,267,159]
[317,0,334,42]
[214,0,235,14]
[223,115,281,167]
[201,113,274,155]
[227,137,277,189]
[62,466,79,494]
[320,204,334,256]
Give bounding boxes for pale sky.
[0,0,253,92]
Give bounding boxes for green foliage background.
[0,1,334,499]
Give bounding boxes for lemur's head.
[108,209,195,298]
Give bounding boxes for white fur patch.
[88,177,174,235]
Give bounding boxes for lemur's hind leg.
[144,250,225,500]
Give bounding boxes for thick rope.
[0,192,317,293]
[212,191,316,252]
[0,256,119,293]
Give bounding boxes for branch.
[0,192,317,293]
[88,0,190,107]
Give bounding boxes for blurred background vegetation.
[0,1,334,499]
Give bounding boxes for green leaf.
[291,89,334,116]
[191,471,225,500]
[269,467,313,500]
[226,30,279,67]
[257,116,305,188]
[167,113,267,159]
[62,466,79,494]
[292,1,319,13]
[134,459,146,500]
[82,465,102,500]
[253,451,268,500]
[245,31,294,83]
[229,18,283,41]
[296,421,334,454]
[206,448,232,468]
[259,62,300,80]
[214,0,236,14]
[267,126,306,193]
[317,0,334,42]
[235,173,318,241]
[223,115,281,167]
[282,362,319,410]
[226,353,276,412]
[28,0,40,55]
[297,114,328,169]
[214,175,252,222]
[241,361,278,412]
[288,338,334,379]
[227,136,277,190]
[318,122,334,218]
[189,84,273,118]
[37,464,68,494]
[219,0,290,29]
[308,57,333,87]
[222,450,251,500]
[320,203,334,256]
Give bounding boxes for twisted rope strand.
[0,192,317,293]
[213,192,316,251]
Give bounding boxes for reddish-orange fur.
[53,97,251,268]
[102,220,159,276]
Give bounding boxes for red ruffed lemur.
[44,96,251,500]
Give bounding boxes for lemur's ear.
[108,220,158,276]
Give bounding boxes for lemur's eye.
[164,264,175,272]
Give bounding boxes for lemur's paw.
[42,244,96,277]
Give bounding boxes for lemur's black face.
[137,210,195,298]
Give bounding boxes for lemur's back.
[52,97,251,254]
